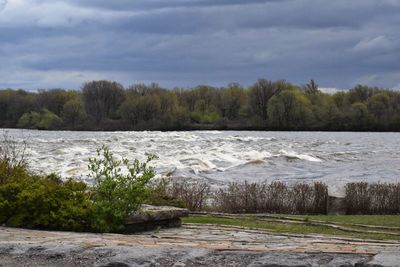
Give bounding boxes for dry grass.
[345,182,400,214]
[213,181,327,214]
[149,179,400,215]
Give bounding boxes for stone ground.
[1,224,400,266]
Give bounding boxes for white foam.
[3,129,399,190]
[279,149,322,162]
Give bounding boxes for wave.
[279,150,322,162]
[5,129,399,189]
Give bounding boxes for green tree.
[367,93,390,121]
[268,88,313,129]
[216,84,245,120]
[119,95,161,128]
[37,89,77,117]
[63,98,87,128]
[349,102,371,130]
[17,109,63,130]
[348,85,377,104]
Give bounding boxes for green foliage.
[88,146,157,232]
[268,88,313,129]
[1,135,158,233]
[17,109,63,130]
[2,79,400,131]
[1,134,93,230]
[119,95,161,128]
[0,173,94,231]
[190,110,220,124]
[349,102,371,130]
[62,98,87,128]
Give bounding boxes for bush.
[1,134,94,231]
[213,181,327,214]
[168,179,210,211]
[345,182,400,214]
[88,146,157,232]
[17,109,63,130]
[147,179,328,214]
[1,135,157,233]
[146,178,210,211]
[0,174,94,231]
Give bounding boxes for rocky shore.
[1,224,400,266]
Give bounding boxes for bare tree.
[248,79,285,121]
[82,80,125,123]
[304,79,319,95]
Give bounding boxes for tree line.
[0,79,399,131]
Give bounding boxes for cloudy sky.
[0,0,399,90]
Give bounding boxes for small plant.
[88,145,157,232]
[153,226,161,234]
[0,132,28,184]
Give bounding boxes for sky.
[0,0,399,90]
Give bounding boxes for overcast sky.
[0,0,399,90]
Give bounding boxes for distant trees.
[248,79,285,121]
[82,81,125,123]
[62,97,87,129]
[268,87,313,129]
[37,89,75,117]
[0,79,400,131]
[18,109,63,130]
[304,79,319,95]
[216,84,245,120]
[0,90,35,127]
[350,102,371,130]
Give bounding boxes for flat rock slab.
[0,245,372,267]
[126,205,189,224]
[1,225,400,266]
[124,205,189,233]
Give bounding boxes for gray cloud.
[0,0,399,90]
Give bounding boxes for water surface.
[3,129,400,196]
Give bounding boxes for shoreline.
[1,224,399,266]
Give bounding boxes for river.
[2,129,400,196]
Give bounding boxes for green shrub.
[190,111,220,124]
[1,134,94,230]
[88,146,157,232]
[17,109,63,130]
[1,139,158,233]
[0,174,94,231]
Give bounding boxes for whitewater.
[2,129,400,196]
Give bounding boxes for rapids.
[3,129,400,196]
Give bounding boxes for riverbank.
[2,220,400,266]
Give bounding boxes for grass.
[289,215,400,227]
[183,215,400,241]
